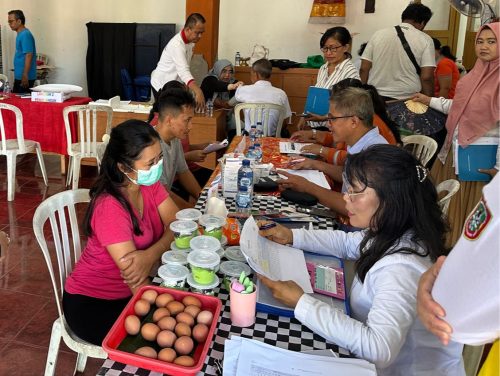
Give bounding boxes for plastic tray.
[102,285,222,376]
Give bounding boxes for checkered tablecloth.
[98,191,349,376]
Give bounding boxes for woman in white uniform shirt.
[299,26,359,129]
[259,145,465,376]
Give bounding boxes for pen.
[259,222,277,230]
[289,158,305,164]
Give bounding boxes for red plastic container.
[102,285,222,375]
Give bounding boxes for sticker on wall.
[309,0,346,24]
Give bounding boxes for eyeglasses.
[342,173,368,202]
[321,45,343,53]
[326,115,363,122]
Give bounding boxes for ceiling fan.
[446,0,498,24]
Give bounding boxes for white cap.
[158,264,189,283]
[169,220,198,235]
[219,261,251,278]
[176,208,203,222]
[199,214,226,232]
[189,235,221,253]
[161,250,189,266]
[187,249,221,269]
[187,274,220,290]
[224,246,247,262]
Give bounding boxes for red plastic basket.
[102,285,222,376]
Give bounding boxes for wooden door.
[462,17,483,70]
[425,6,461,55]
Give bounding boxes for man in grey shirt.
[155,88,202,208]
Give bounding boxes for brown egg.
[175,322,192,337]
[182,295,202,308]
[141,289,158,304]
[166,301,185,316]
[174,355,195,366]
[158,316,177,331]
[155,293,174,308]
[152,307,171,322]
[134,299,151,317]
[135,346,157,359]
[176,312,195,327]
[158,348,177,363]
[184,305,201,319]
[192,323,209,343]
[141,322,160,341]
[197,310,214,326]
[157,330,177,348]
[174,336,194,355]
[124,315,141,335]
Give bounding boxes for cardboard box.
[31,91,73,103]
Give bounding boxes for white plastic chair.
[234,102,285,137]
[33,189,107,375]
[0,103,48,201]
[436,179,461,217]
[402,135,438,167]
[63,104,113,189]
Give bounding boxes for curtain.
[86,22,136,100]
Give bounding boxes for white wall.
[218,0,447,63]
[1,0,186,95]
[1,0,449,96]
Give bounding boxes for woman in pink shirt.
[63,120,178,345]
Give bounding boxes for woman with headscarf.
[413,22,499,246]
[201,59,244,138]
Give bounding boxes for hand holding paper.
[203,139,229,154]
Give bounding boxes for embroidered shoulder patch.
[464,198,491,240]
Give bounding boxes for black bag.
[254,177,279,192]
[270,59,301,70]
[280,189,318,206]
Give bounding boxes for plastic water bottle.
[246,146,256,159]
[3,81,11,97]
[253,143,263,163]
[205,99,213,117]
[249,125,257,145]
[256,121,264,139]
[235,159,254,212]
[235,52,241,66]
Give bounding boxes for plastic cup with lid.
[220,261,252,291]
[224,246,247,262]
[198,214,226,240]
[187,274,220,295]
[170,220,198,249]
[158,264,190,289]
[175,208,203,223]
[187,249,221,285]
[161,250,189,266]
[189,235,221,253]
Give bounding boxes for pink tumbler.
[230,286,257,327]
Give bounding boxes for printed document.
[279,141,312,154]
[239,217,313,293]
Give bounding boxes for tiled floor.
[0,154,103,375]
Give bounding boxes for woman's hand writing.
[257,220,293,245]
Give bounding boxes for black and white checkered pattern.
[97,192,349,376]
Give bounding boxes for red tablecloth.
[1,95,92,155]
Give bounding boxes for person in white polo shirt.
[233,58,292,137]
[360,3,435,101]
[151,13,206,111]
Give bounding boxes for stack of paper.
[223,336,376,376]
[279,141,312,154]
[277,169,331,190]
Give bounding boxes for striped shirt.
[308,58,359,128]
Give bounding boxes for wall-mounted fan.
[446,0,498,24]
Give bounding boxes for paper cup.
[230,287,257,327]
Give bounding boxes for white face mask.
[125,159,163,186]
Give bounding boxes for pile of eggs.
[124,289,214,367]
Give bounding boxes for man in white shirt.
[151,13,206,111]
[360,3,435,100]
[234,58,292,136]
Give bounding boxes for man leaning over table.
[277,87,387,218]
[8,9,37,93]
[150,13,206,112]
